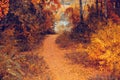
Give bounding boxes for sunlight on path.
[41,35,99,80]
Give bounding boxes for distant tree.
[115,0,120,9]
[96,0,99,16]
[104,0,108,20]
[65,7,80,26]
[79,0,83,22]
[114,0,120,16]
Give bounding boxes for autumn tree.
[0,0,60,51]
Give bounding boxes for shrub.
[65,52,89,65]
[0,51,52,80]
[84,22,120,77]
[65,21,120,78]
[56,32,75,48]
[0,53,24,80]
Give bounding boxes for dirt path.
[41,35,100,80]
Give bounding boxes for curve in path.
[41,35,100,80]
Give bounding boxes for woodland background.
[0,0,120,80]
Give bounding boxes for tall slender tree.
[104,0,108,20]
[79,0,83,22]
[96,0,99,16]
[115,0,120,9]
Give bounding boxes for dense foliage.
[0,0,59,79]
[86,22,120,78]
[0,0,58,51]
[56,1,120,79]
[0,0,9,19]
[0,0,120,79]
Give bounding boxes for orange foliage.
[110,13,120,23]
[0,0,54,79]
[32,0,61,11]
[53,0,61,8]
[107,0,120,23]
[0,0,9,19]
[42,9,54,29]
[31,0,40,4]
[65,7,80,26]
[84,22,120,77]
[48,0,61,11]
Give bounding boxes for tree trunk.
[100,1,103,20]
[96,0,99,16]
[104,0,108,20]
[79,0,83,22]
[115,0,120,8]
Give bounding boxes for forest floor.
[39,34,103,80]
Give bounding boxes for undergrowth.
[65,21,120,79]
[0,50,52,80]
